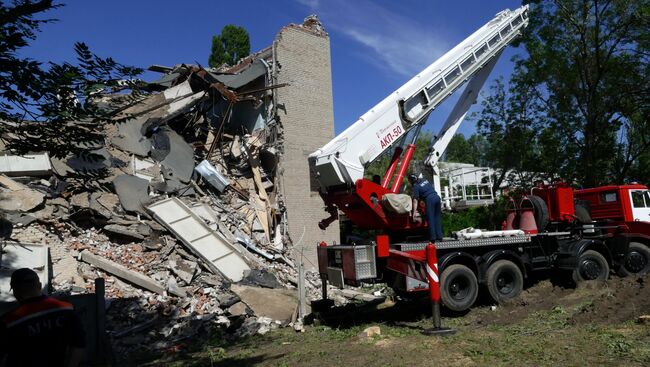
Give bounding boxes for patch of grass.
[205,347,226,363]
[140,291,650,367]
[380,324,419,338]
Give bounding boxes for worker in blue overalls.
[409,173,443,241]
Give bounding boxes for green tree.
[475,77,549,192]
[443,133,487,166]
[208,25,250,68]
[512,0,649,187]
[444,134,472,163]
[467,133,489,166]
[474,1,649,188]
[0,1,143,158]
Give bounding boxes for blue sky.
[21,0,525,136]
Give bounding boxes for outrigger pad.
[422,327,457,336]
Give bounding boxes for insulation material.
[381,193,413,214]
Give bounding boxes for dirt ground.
[143,274,650,366]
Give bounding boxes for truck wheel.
[573,250,609,282]
[618,242,650,276]
[528,195,549,230]
[440,264,478,312]
[486,260,524,303]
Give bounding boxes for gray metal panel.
[209,60,267,90]
[0,242,49,302]
[195,160,230,192]
[394,235,532,252]
[327,267,344,288]
[147,198,250,282]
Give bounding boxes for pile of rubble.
[0,47,328,359]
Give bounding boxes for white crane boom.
[309,6,529,192]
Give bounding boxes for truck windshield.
[631,190,650,208]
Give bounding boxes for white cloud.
[293,0,319,10]
[294,0,449,77]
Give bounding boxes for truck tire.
[528,195,549,230]
[573,250,609,282]
[486,260,524,303]
[617,242,650,276]
[440,264,478,312]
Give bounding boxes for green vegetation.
[0,0,143,159]
[474,0,649,188]
[148,298,650,367]
[441,197,506,234]
[443,133,488,167]
[208,25,251,68]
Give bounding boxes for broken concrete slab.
[113,174,150,214]
[49,156,74,177]
[215,291,240,308]
[166,276,186,297]
[49,197,70,208]
[231,285,299,322]
[0,174,27,191]
[0,188,45,212]
[94,192,121,218]
[167,256,197,284]
[80,250,184,297]
[227,302,248,317]
[66,148,112,174]
[149,175,193,195]
[103,224,145,241]
[147,198,250,282]
[241,269,281,289]
[70,193,90,208]
[0,153,52,176]
[89,192,115,219]
[159,129,194,183]
[4,212,37,227]
[31,204,55,221]
[133,223,152,237]
[111,117,152,157]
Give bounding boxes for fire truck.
[308,6,636,313]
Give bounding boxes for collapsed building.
[0,16,343,361]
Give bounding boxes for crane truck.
[308,6,635,313]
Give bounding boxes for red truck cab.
[575,184,650,223]
[574,184,650,274]
[575,184,650,237]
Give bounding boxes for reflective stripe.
[426,263,439,283]
[1,297,74,326]
[6,306,73,328]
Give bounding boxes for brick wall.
[275,26,339,269]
